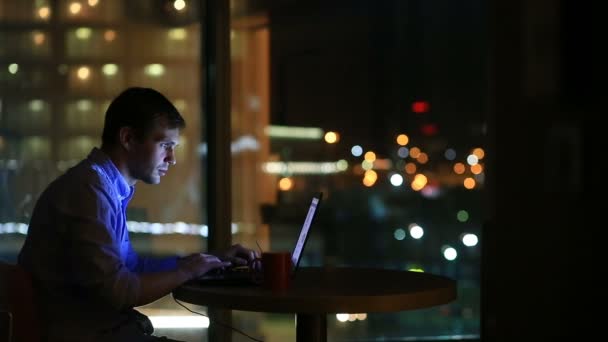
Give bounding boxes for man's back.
[18,149,141,341]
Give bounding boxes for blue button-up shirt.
[18,148,178,340]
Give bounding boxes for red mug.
[261,252,292,292]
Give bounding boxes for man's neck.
[100,144,137,186]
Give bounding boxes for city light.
[336,159,348,171]
[173,0,187,11]
[373,158,392,170]
[462,233,479,247]
[29,100,44,112]
[77,66,90,80]
[456,210,469,222]
[471,163,483,174]
[262,161,344,175]
[168,28,187,40]
[397,146,409,158]
[336,314,349,322]
[444,148,456,160]
[453,163,466,174]
[351,145,363,157]
[362,174,376,187]
[466,154,479,165]
[355,314,367,320]
[335,313,367,322]
[364,151,376,162]
[278,177,293,191]
[420,123,438,136]
[409,224,424,239]
[0,223,28,234]
[75,27,92,40]
[420,184,441,199]
[396,134,409,146]
[104,30,116,42]
[417,152,429,164]
[77,100,92,111]
[33,32,45,45]
[409,147,421,158]
[390,173,404,187]
[144,64,165,77]
[8,63,18,74]
[411,174,428,191]
[102,64,118,76]
[464,177,476,189]
[0,221,243,237]
[405,162,416,174]
[364,170,378,183]
[394,228,406,240]
[324,131,339,144]
[472,147,485,159]
[69,2,82,15]
[38,6,51,20]
[442,246,458,261]
[361,160,373,171]
[412,101,430,113]
[264,125,323,140]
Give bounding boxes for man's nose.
[166,152,176,165]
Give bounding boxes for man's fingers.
[200,254,222,263]
[208,260,232,268]
[227,256,248,266]
[229,245,258,262]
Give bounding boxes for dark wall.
[484,0,591,340]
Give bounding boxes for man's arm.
[125,242,178,273]
[135,253,230,306]
[65,180,233,309]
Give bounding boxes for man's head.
[101,87,186,185]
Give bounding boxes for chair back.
[0,261,42,342]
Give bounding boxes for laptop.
[193,192,323,286]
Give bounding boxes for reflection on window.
[1,1,205,262]
[2,100,51,134]
[0,31,51,58]
[64,99,105,132]
[58,0,123,22]
[0,0,51,22]
[66,27,121,58]
[21,136,50,160]
[1,3,207,335]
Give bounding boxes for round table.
[173,267,457,342]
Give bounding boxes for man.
[18,87,256,341]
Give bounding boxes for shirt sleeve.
[125,243,179,273]
[60,180,140,311]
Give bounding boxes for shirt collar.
[87,147,134,202]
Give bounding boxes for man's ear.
[118,126,135,151]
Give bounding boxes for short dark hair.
[101,87,186,146]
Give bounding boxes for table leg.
[208,308,231,342]
[296,313,326,342]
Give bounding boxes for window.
[230,0,485,340]
[0,1,207,339]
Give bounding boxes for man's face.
[126,120,180,185]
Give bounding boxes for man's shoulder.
[51,159,109,193]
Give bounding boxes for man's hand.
[177,253,231,280]
[214,244,260,267]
